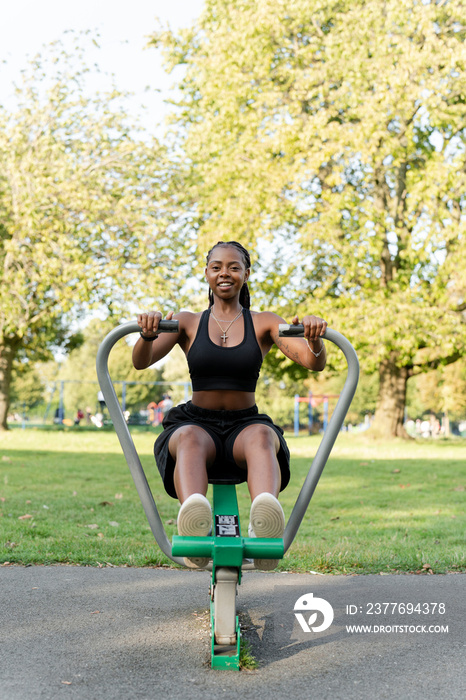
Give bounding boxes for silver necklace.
[210,307,243,343]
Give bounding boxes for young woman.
[133,241,327,569]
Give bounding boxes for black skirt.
[153,401,290,499]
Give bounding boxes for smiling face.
[205,244,250,302]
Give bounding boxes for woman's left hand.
[291,315,327,342]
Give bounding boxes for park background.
[1,0,465,573]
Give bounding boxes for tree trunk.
[371,353,411,438]
[0,342,17,431]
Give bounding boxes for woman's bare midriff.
[191,390,256,411]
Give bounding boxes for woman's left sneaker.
[249,493,285,570]
[177,493,212,569]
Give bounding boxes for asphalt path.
[1,566,464,700]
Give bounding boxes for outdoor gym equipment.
[96,321,359,670]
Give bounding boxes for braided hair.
[206,241,251,309]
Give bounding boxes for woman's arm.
[132,310,182,369]
[268,312,327,371]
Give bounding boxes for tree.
[9,363,45,417]
[409,359,466,432]
[150,0,466,437]
[0,36,187,430]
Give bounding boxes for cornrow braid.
[206,241,251,309]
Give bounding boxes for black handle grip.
[155,320,179,333]
[279,324,333,340]
[279,324,307,337]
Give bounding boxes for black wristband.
[140,332,158,341]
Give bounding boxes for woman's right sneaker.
[177,493,212,569]
[248,493,285,571]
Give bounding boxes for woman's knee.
[233,424,279,463]
[169,425,216,461]
[248,424,279,450]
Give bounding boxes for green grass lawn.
[1,427,465,574]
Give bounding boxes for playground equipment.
[43,378,190,424]
[96,322,359,670]
[294,392,340,435]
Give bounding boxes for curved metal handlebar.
[278,325,359,552]
[96,321,183,566]
[96,321,359,563]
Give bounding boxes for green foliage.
[0,38,176,343]
[9,363,45,412]
[150,0,466,434]
[408,358,466,422]
[0,33,190,428]
[239,638,259,670]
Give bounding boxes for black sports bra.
[187,309,263,392]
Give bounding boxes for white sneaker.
[177,494,212,569]
[248,493,285,571]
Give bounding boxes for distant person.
[420,419,431,437]
[91,412,103,428]
[158,394,173,417]
[147,401,158,426]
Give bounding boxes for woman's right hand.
[133,310,177,370]
[137,310,174,337]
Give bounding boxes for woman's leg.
[233,424,284,570]
[169,425,217,569]
[169,424,217,503]
[232,424,281,500]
